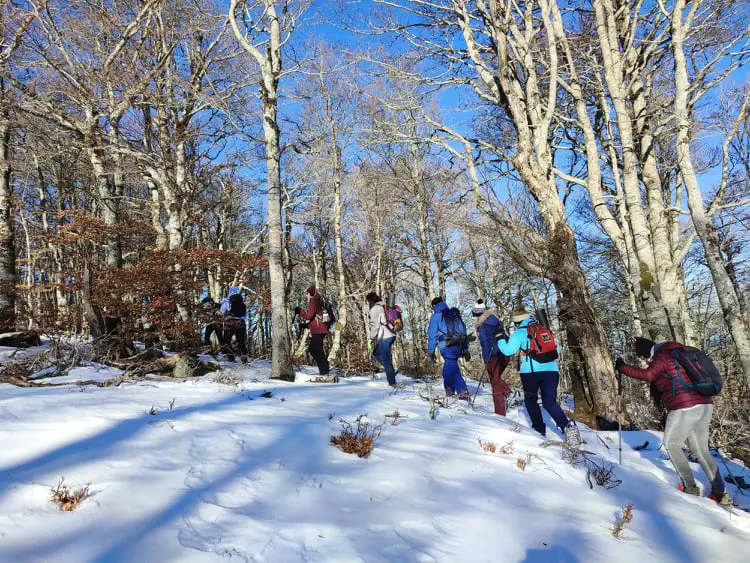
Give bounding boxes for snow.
[0,358,748,563]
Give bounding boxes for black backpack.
[228,293,246,318]
[317,295,338,329]
[440,308,467,345]
[672,346,723,397]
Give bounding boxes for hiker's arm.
[427,315,439,354]
[219,300,230,315]
[617,357,665,383]
[497,328,522,356]
[299,300,318,321]
[368,307,380,340]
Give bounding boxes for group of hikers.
[205,283,730,506]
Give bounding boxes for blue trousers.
[521,370,569,435]
[443,358,468,395]
[373,337,396,385]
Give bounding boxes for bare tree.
[229,0,307,380]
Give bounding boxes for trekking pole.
[715,445,748,497]
[472,364,487,404]
[617,368,623,465]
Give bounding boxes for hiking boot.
[240,355,248,364]
[458,391,471,401]
[677,483,700,496]
[564,421,582,448]
[708,491,731,506]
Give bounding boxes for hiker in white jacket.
[366,292,397,386]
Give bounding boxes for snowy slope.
[0,359,748,563]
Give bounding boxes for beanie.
[634,337,655,359]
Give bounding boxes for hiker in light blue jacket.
[498,304,578,443]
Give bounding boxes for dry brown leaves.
[50,478,90,512]
[330,415,383,458]
[612,503,634,537]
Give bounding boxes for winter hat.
[512,304,530,323]
[634,337,655,359]
[306,284,317,296]
[472,299,487,317]
[228,286,241,296]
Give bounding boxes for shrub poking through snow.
[515,453,533,471]
[147,406,158,415]
[499,441,514,455]
[213,371,243,386]
[386,410,407,425]
[330,414,383,458]
[479,439,497,453]
[50,478,90,512]
[260,390,273,398]
[586,459,622,490]
[612,503,634,538]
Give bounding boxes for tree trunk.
[0,109,16,331]
[672,0,750,384]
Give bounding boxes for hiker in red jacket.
[615,337,729,505]
[295,285,329,376]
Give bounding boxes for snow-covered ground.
[1,357,748,563]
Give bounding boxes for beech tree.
[229,0,308,381]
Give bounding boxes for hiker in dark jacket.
[616,337,728,504]
[472,300,511,415]
[427,297,470,400]
[296,285,330,376]
[219,286,248,362]
[367,292,397,387]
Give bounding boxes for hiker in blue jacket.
[498,304,579,444]
[427,297,470,400]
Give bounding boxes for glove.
[429,351,437,362]
[367,339,374,353]
[293,306,301,316]
[462,350,471,361]
[615,357,625,372]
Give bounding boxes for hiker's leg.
[380,337,396,385]
[236,323,248,356]
[663,408,698,491]
[487,357,507,415]
[309,334,327,375]
[442,358,457,395]
[686,404,724,496]
[539,371,569,432]
[521,373,545,435]
[451,358,468,395]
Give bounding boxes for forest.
[0,0,748,457]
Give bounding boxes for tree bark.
[0,109,16,330]
[671,0,750,384]
[229,0,294,380]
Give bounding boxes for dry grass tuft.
[478,438,496,453]
[612,503,634,537]
[515,453,533,471]
[330,414,383,458]
[385,410,408,425]
[50,477,90,512]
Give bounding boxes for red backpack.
[525,323,559,363]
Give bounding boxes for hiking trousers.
[373,337,396,385]
[486,355,511,416]
[663,404,724,496]
[443,358,468,396]
[309,333,329,375]
[520,370,568,436]
[222,320,247,356]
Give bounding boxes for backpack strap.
[668,351,695,396]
